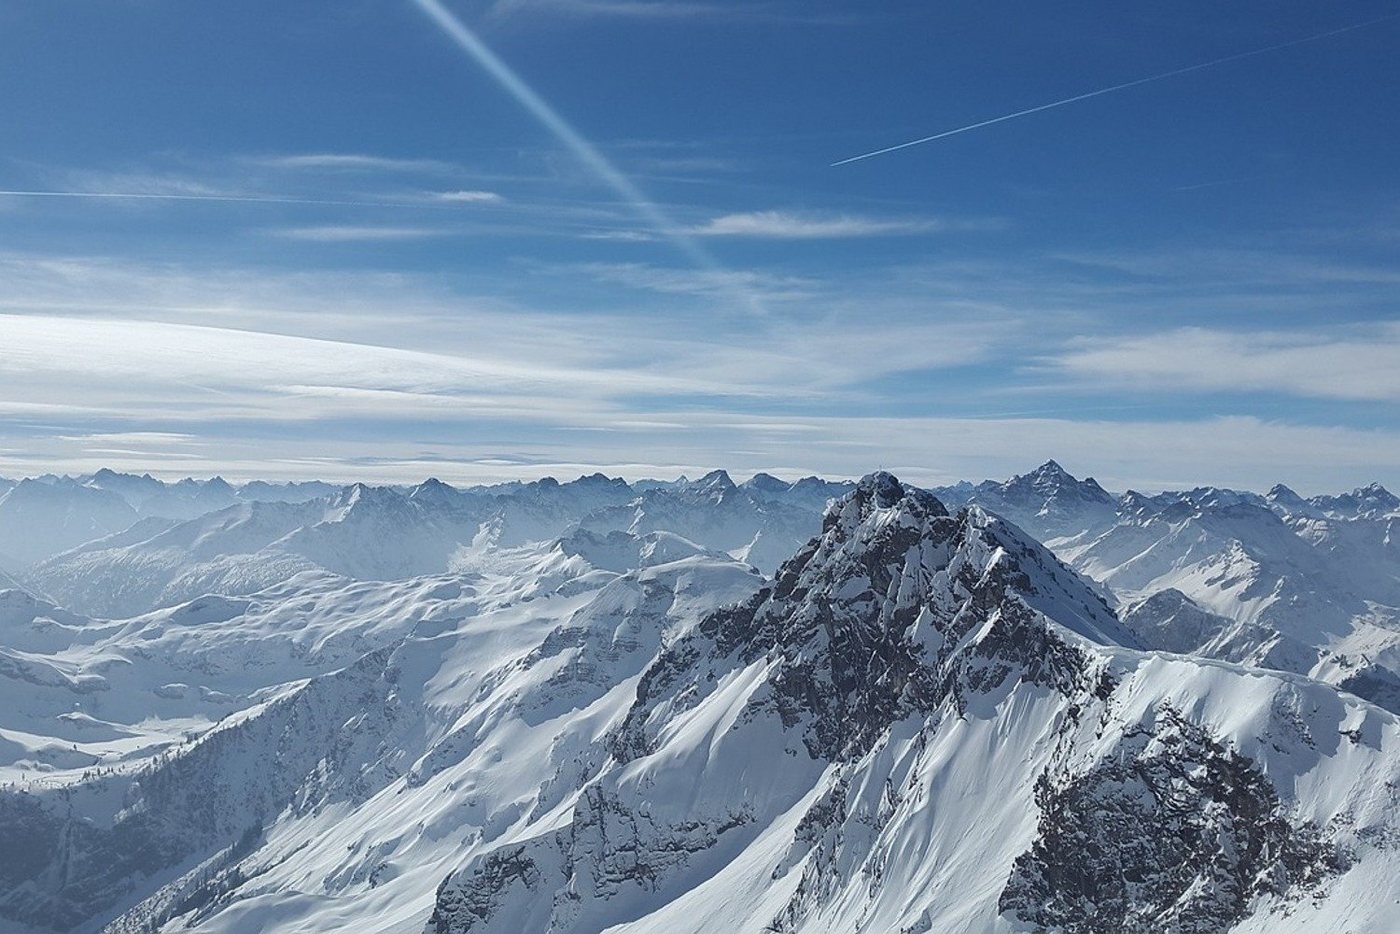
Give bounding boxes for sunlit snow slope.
[0,473,1395,933]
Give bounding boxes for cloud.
[687,210,940,239]
[1044,324,1400,402]
[568,261,821,301]
[250,153,460,173]
[268,226,450,242]
[434,189,506,203]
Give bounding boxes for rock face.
[1000,708,1343,933]
[613,472,1128,765]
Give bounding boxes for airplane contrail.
[833,12,1400,166]
[0,189,434,208]
[407,0,767,313]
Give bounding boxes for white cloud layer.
[1048,325,1400,402]
[688,210,939,239]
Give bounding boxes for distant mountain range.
[0,465,1396,932]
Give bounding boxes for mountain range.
[0,465,1396,932]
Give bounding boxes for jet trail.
[407,0,767,313]
[0,190,430,208]
[833,12,1399,166]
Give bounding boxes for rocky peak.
[1014,460,1114,503]
[569,472,628,489]
[1356,482,1398,507]
[408,477,458,505]
[328,482,403,516]
[691,469,736,492]
[617,472,1120,763]
[741,472,791,494]
[1031,458,1071,480]
[820,470,945,537]
[1267,483,1310,509]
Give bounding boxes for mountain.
[78,470,343,521]
[940,460,1121,542]
[1056,489,1400,708]
[1308,483,1400,520]
[2,474,1395,933]
[22,473,830,619]
[0,478,139,567]
[576,471,826,574]
[740,473,855,514]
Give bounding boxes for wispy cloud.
[433,189,506,203]
[268,225,452,242]
[1044,324,1400,402]
[0,189,418,209]
[687,210,941,239]
[249,153,460,173]
[569,261,820,301]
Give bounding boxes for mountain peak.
[742,471,790,494]
[856,469,903,503]
[693,469,735,491]
[408,477,456,503]
[571,471,627,488]
[1357,481,1397,501]
[823,471,947,535]
[618,470,1119,764]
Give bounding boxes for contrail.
[833,12,1400,166]
[0,189,433,208]
[407,0,765,312]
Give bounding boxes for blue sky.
[0,0,1397,492]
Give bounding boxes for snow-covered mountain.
[0,472,1396,933]
[0,478,139,567]
[928,462,1400,714]
[23,473,836,619]
[934,459,1121,542]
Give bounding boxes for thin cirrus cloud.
[1046,325,1400,402]
[686,210,943,239]
[248,153,462,173]
[268,225,452,242]
[434,189,506,203]
[567,261,821,301]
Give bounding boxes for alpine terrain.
[0,468,1396,933]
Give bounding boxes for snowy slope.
[576,471,824,575]
[1,474,1395,933]
[934,463,1400,714]
[0,478,139,567]
[22,474,831,619]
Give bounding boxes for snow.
[0,466,1397,932]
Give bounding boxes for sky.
[0,0,1397,493]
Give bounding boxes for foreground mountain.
[0,474,1394,933]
